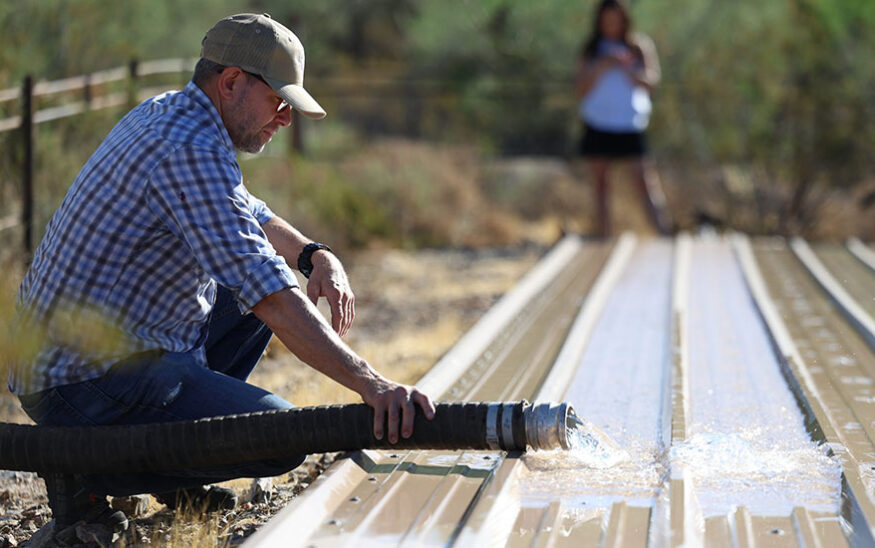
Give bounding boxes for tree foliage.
[2,0,874,182]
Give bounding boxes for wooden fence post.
[128,58,139,108]
[21,75,34,260]
[83,73,92,107]
[291,110,303,154]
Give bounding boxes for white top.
[579,39,652,133]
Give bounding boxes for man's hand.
[260,217,355,336]
[253,287,434,443]
[307,250,355,337]
[361,378,436,444]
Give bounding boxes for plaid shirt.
[9,82,298,395]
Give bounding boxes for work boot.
[153,485,238,513]
[41,473,129,535]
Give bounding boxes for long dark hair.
[581,0,632,61]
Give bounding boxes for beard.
[224,87,269,154]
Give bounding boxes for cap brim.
[264,76,326,120]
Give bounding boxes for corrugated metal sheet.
[249,235,875,547]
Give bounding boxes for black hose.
[0,401,531,474]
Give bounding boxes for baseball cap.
[201,13,326,119]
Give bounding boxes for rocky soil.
[0,245,543,547]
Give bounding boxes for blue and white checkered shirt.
[9,82,298,395]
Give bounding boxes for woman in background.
[576,0,670,237]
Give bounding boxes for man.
[8,13,434,534]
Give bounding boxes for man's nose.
[276,106,293,127]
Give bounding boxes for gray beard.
[225,87,267,154]
[232,131,266,154]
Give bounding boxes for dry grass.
[657,162,875,239]
[0,262,28,424]
[242,139,531,252]
[249,246,542,406]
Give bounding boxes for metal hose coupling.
[486,400,575,451]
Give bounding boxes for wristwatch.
[297,242,332,279]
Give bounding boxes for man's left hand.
[361,378,435,444]
[306,250,355,336]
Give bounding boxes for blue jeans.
[19,287,305,497]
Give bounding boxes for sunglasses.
[240,69,291,113]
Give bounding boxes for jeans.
[19,287,305,497]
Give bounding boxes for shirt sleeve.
[145,146,297,311]
[248,192,275,225]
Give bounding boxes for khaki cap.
[201,13,326,119]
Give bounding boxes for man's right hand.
[361,378,435,444]
[306,249,355,337]
[253,287,435,444]
[260,217,355,336]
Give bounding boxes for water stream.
[520,242,672,508]
[680,239,841,516]
[516,239,841,523]
[563,409,629,468]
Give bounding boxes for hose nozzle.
[524,401,575,450]
[484,400,576,451]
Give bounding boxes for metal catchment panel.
[248,235,875,547]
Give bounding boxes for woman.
[576,0,670,237]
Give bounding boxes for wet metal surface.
[682,238,841,518]
[519,240,672,511]
[249,236,875,547]
[744,237,875,545]
[506,239,672,547]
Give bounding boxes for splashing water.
[521,413,659,507]
[563,410,630,468]
[670,431,841,516]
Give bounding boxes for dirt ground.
[0,244,543,547]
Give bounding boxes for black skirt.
[579,124,647,158]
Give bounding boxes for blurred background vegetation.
[2,0,875,263]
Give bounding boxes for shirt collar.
[183,81,235,153]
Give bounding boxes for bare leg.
[589,158,611,237]
[631,157,671,235]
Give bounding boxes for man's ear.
[215,67,247,103]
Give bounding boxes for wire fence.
[0,58,199,261]
[0,59,576,265]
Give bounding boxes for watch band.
[297,242,332,279]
